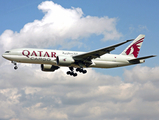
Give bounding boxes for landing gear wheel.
[12,61,18,70]
[73,73,77,77]
[79,69,83,73]
[67,71,77,77]
[76,68,87,74]
[83,70,87,74]
[14,66,18,70]
[70,72,73,76]
[67,71,71,75]
[67,67,79,77]
[76,68,80,72]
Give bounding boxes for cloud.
[129,25,148,33]
[0,1,121,52]
[124,65,159,83]
[138,25,148,32]
[0,62,159,119]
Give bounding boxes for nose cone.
[2,54,12,61]
[2,54,5,58]
[2,51,11,60]
[2,54,7,59]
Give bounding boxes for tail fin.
[120,34,145,58]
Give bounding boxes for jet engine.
[56,56,75,66]
[41,64,59,72]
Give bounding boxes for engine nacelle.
[41,64,59,72]
[56,56,75,66]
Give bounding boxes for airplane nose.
[2,54,6,58]
[2,54,9,59]
[2,51,11,60]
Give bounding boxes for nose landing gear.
[14,66,18,70]
[12,61,18,70]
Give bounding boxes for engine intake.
[56,56,74,66]
[41,64,59,72]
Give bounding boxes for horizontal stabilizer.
[129,55,156,64]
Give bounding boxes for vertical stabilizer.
[120,34,145,58]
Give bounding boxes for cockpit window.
[5,51,10,53]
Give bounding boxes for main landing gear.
[67,67,77,77]
[76,68,87,74]
[66,67,87,77]
[12,61,18,70]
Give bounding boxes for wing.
[73,39,133,61]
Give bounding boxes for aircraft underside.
[9,56,133,77]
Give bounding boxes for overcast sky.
[0,0,159,120]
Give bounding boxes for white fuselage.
[2,48,138,68]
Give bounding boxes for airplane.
[2,34,156,77]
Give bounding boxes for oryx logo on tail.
[120,34,145,58]
[125,37,144,58]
